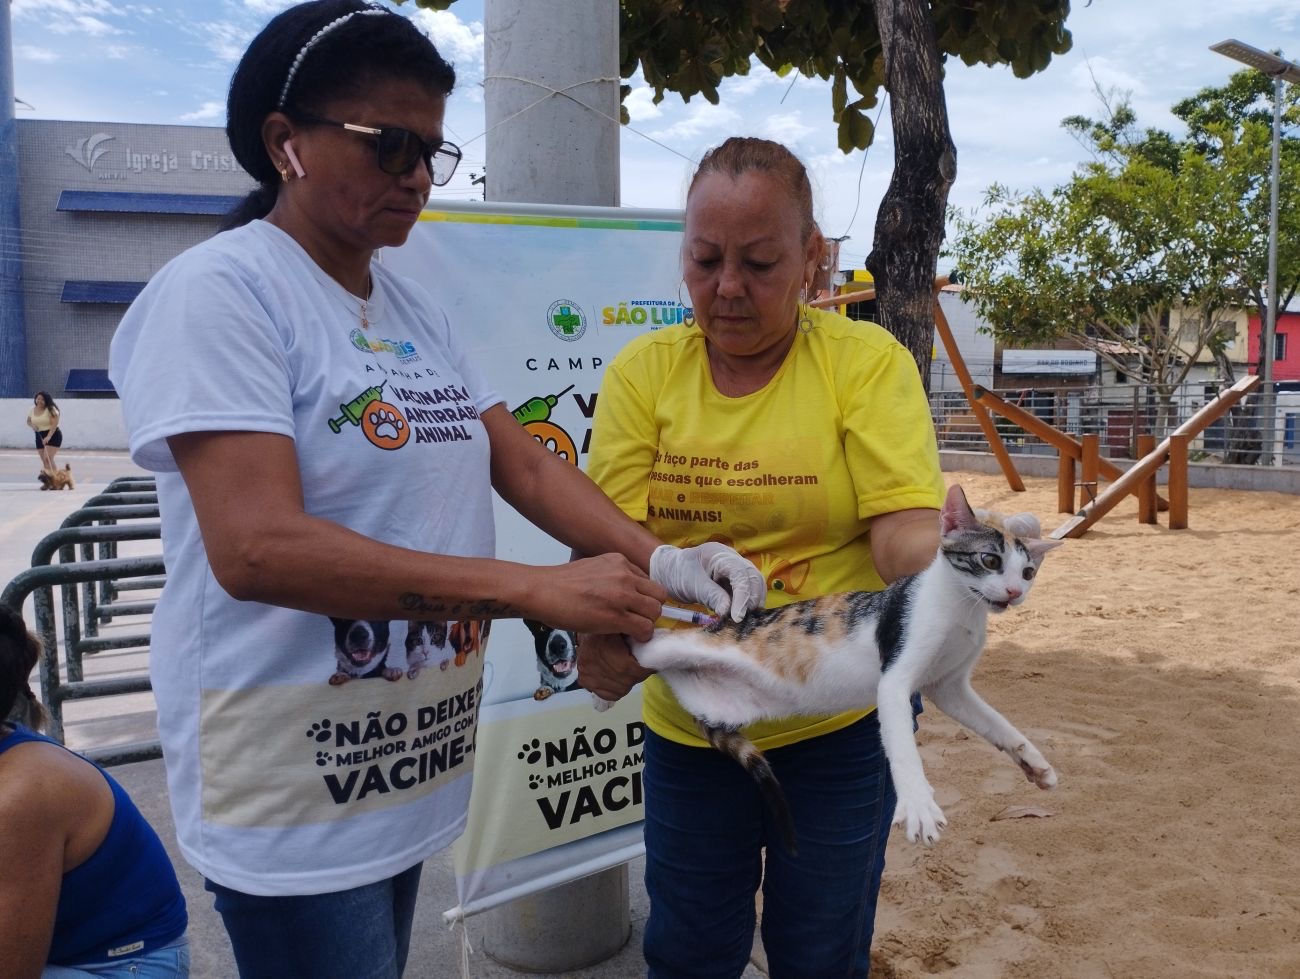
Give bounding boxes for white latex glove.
[649,542,766,622]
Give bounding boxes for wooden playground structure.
[810,278,1264,539]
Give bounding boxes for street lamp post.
[1210,39,1300,466]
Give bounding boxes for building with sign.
[5,119,254,398]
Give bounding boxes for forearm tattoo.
[398,593,516,619]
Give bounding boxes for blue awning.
[65,369,116,394]
[61,280,146,304]
[56,190,242,216]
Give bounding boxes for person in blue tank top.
[0,604,190,978]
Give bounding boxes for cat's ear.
[1023,538,1063,563]
[940,484,980,537]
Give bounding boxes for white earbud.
[284,140,306,179]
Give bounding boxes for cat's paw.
[590,694,615,713]
[1019,759,1057,789]
[1013,745,1057,789]
[893,794,947,845]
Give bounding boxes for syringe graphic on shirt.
[328,381,411,450]
[329,382,387,432]
[510,384,574,425]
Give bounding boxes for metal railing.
[2,476,164,767]
[930,380,1298,466]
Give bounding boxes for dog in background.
[328,617,401,685]
[448,618,491,667]
[37,464,74,491]
[524,618,579,701]
[404,619,453,679]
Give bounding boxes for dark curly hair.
[0,604,47,731]
[223,0,456,229]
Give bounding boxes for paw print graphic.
[528,774,543,790]
[306,719,332,743]
[517,738,542,763]
[360,400,411,450]
[315,751,332,767]
[368,407,405,441]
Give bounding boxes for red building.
[1248,308,1300,382]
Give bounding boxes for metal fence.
[930,381,1300,466]
[2,476,163,766]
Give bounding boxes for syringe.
[657,605,719,628]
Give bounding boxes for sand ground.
[6,457,1297,977]
[854,471,1300,979]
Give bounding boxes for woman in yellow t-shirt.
[25,391,63,472]
[583,137,946,979]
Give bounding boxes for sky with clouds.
[8,0,1300,269]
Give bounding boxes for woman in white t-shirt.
[108,3,763,976]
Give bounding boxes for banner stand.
[483,864,631,971]
[385,196,686,974]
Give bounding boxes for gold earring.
[277,162,290,180]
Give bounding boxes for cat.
[596,483,1061,852]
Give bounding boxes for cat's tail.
[699,721,798,855]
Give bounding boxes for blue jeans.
[642,714,897,979]
[42,935,190,978]
[205,863,423,979]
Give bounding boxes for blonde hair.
[688,137,820,247]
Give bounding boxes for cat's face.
[938,485,1060,613]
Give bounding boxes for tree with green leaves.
[948,160,1238,434]
[414,0,1074,386]
[1171,70,1300,377]
[948,78,1300,453]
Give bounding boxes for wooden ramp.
[1050,375,1262,539]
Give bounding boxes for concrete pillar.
[479,0,630,972]
[0,0,30,397]
[483,0,619,206]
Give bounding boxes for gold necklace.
[354,274,374,329]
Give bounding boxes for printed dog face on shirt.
[329,617,402,686]
[524,618,579,701]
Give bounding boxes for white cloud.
[180,100,224,122]
[755,110,816,146]
[13,0,115,16]
[413,9,484,78]
[721,62,786,99]
[48,13,121,35]
[649,101,742,144]
[195,20,257,65]
[15,45,59,62]
[624,85,663,122]
[239,0,299,15]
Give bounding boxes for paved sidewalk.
[2,449,766,978]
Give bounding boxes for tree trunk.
[864,0,957,393]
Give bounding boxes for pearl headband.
[277,7,388,110]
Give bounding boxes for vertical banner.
[382,202,688,917]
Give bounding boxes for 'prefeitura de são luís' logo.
[547,300,587,342]
[66,133,115,171]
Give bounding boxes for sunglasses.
[295,113,462,185]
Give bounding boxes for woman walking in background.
[25,391,62,473]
